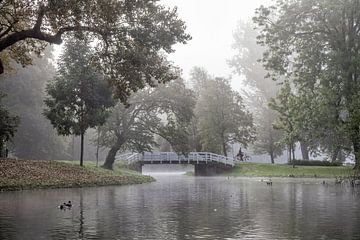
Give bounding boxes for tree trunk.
[300,141,309,160]
[269,140,275,164]
[287,145,292,164]
[290,144,295,168]
[349,122,360,171]
[102,137,125,170]
[96,128,100,167]
[331,147,340,162]
[0,141,3,158]
[103,145,119,170]
[222,141,227,157]
[80,132,84,167]
[292,144,296,161]
[270,151,275,164]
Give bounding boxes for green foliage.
[252,107,284,162]
[0,47,69,160]
[0,94,19,156]
[44,40,114,165]
[0,0,190,104]
[44,40,113,136]
[99,79,196,169]
[192,68,255,156]
[254,0,360,169]
[269,80,298,160]
[290,160,342,167]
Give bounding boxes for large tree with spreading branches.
[0,0,190,103]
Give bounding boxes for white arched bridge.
[116,152,236,175]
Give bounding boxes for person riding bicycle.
[236,148,244,161]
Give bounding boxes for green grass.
[223,162,355,178]
[0,159,155,191]
[62,161,141,176]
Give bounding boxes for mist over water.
[142,164,194,175]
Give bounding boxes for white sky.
[161,0,270,91]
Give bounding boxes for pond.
[0,176,359,239]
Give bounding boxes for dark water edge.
[0,176,359,240]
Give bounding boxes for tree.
[193,71,255,156]
[0,47,69,160]
[0,0,190,103]
[229,20,283,163]
[269,81,299,163]
[44,40,114,166]
[99,79,195,170]
[187,67,212,152]
[253,107,284,163]
[0,94,19,157]
[254,0,360,170]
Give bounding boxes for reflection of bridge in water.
[117,152,235,176]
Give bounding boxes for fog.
[142,164,194,175]
[162,0,270,91]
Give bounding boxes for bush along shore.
[223,162,356,178]
[0,159,154,191]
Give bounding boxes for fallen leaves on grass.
[0,159,154,191]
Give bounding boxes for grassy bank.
[223,162,355,178]
[0,159,154,191]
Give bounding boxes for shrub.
[289,160,342,166]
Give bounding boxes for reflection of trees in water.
[78,192,84,240]
[137,178,258,239]
[2,180,360,239]
[250,183,360,239]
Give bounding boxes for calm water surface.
[0,176,360,240]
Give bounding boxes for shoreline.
[0,159,155,192]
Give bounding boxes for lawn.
[0,159,154,191]
[223,162,354,178]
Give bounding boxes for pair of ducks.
[260,179,273,185]
[59,201,72,210]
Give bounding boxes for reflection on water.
[142,164,194,175]
[0,176,360,240]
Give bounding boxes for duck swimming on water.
[65,201,72,208]
[58,201,72,210]
[58,203,66,210]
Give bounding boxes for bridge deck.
[121,152,235,167]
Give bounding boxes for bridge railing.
[122,152,235,166]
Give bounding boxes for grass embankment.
[0,159,154,191]
[223,162,355,178]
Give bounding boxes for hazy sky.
[161,0,270,91]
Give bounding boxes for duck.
[65,201,72,208]
[58,203,66,210]
[266,179,273,185]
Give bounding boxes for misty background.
[0,0,327,164]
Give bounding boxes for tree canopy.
[191,68,255,156]
[254,0,360,169]
[44,39,114,166]
[0,0,190,102]
[99,79,195,169]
